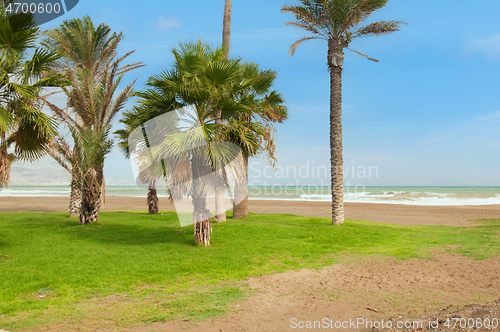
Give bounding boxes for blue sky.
[16,0,500,187]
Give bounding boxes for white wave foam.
[292,192,500,205]
[3,187,500,206]
[0,189,70,197]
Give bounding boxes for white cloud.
[154,16,180,31]
[475,111,500,121]
[469,35,500,61]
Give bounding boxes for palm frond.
[353,20,405,38]
[289,36,320,56]
[10,107,57,161]
[346,47,379,62]
[0,106,13,134]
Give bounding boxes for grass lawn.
[0,211,499,330]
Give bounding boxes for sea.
[1,186,500,206]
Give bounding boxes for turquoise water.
[1,186,500,205]
[247,186,500,205]
[0,186,150,197]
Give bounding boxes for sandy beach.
[1,195,500,226]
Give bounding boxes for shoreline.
[1,195,500,226]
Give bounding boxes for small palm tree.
[115,108,164,214]
[0,4,64,187]
[282,0,404,225]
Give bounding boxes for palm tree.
[230,63,288,218]
[0,3,64,187]
[115,107,164,214]
[121,42,267,245]
[212,0,234,222]
[42,16,141,217]
[217,2,288,219]
[45,17,142,224]
[49,58,138,224]
[282,0,404,225]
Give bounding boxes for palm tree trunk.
[0,148,11,188]
[214,168,226,221]
[222,0,232,57]
[233,155,248,218]
[79,169,101,225]
[194,216,211,246]
[328,40,344,225]
[69,170,82,217]
[147,180,159,214]
[191,153,212,245]
[214,0,232,222]
[100,171,106,207]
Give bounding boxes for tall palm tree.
[212,0,234,222]
[0,3,64,187]
[42,16,140,217]
[281,0,404,225]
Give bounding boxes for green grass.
[475,218,500,224]
[0,211,499,330]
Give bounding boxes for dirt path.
[124,253,500,332]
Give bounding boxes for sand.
[128,253,500,332]
[1,195,500,226]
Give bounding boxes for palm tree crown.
[118,41,286,244]
[282,0,403,62]
[42,16,125,77]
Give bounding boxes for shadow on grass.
[64,211,196,247]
